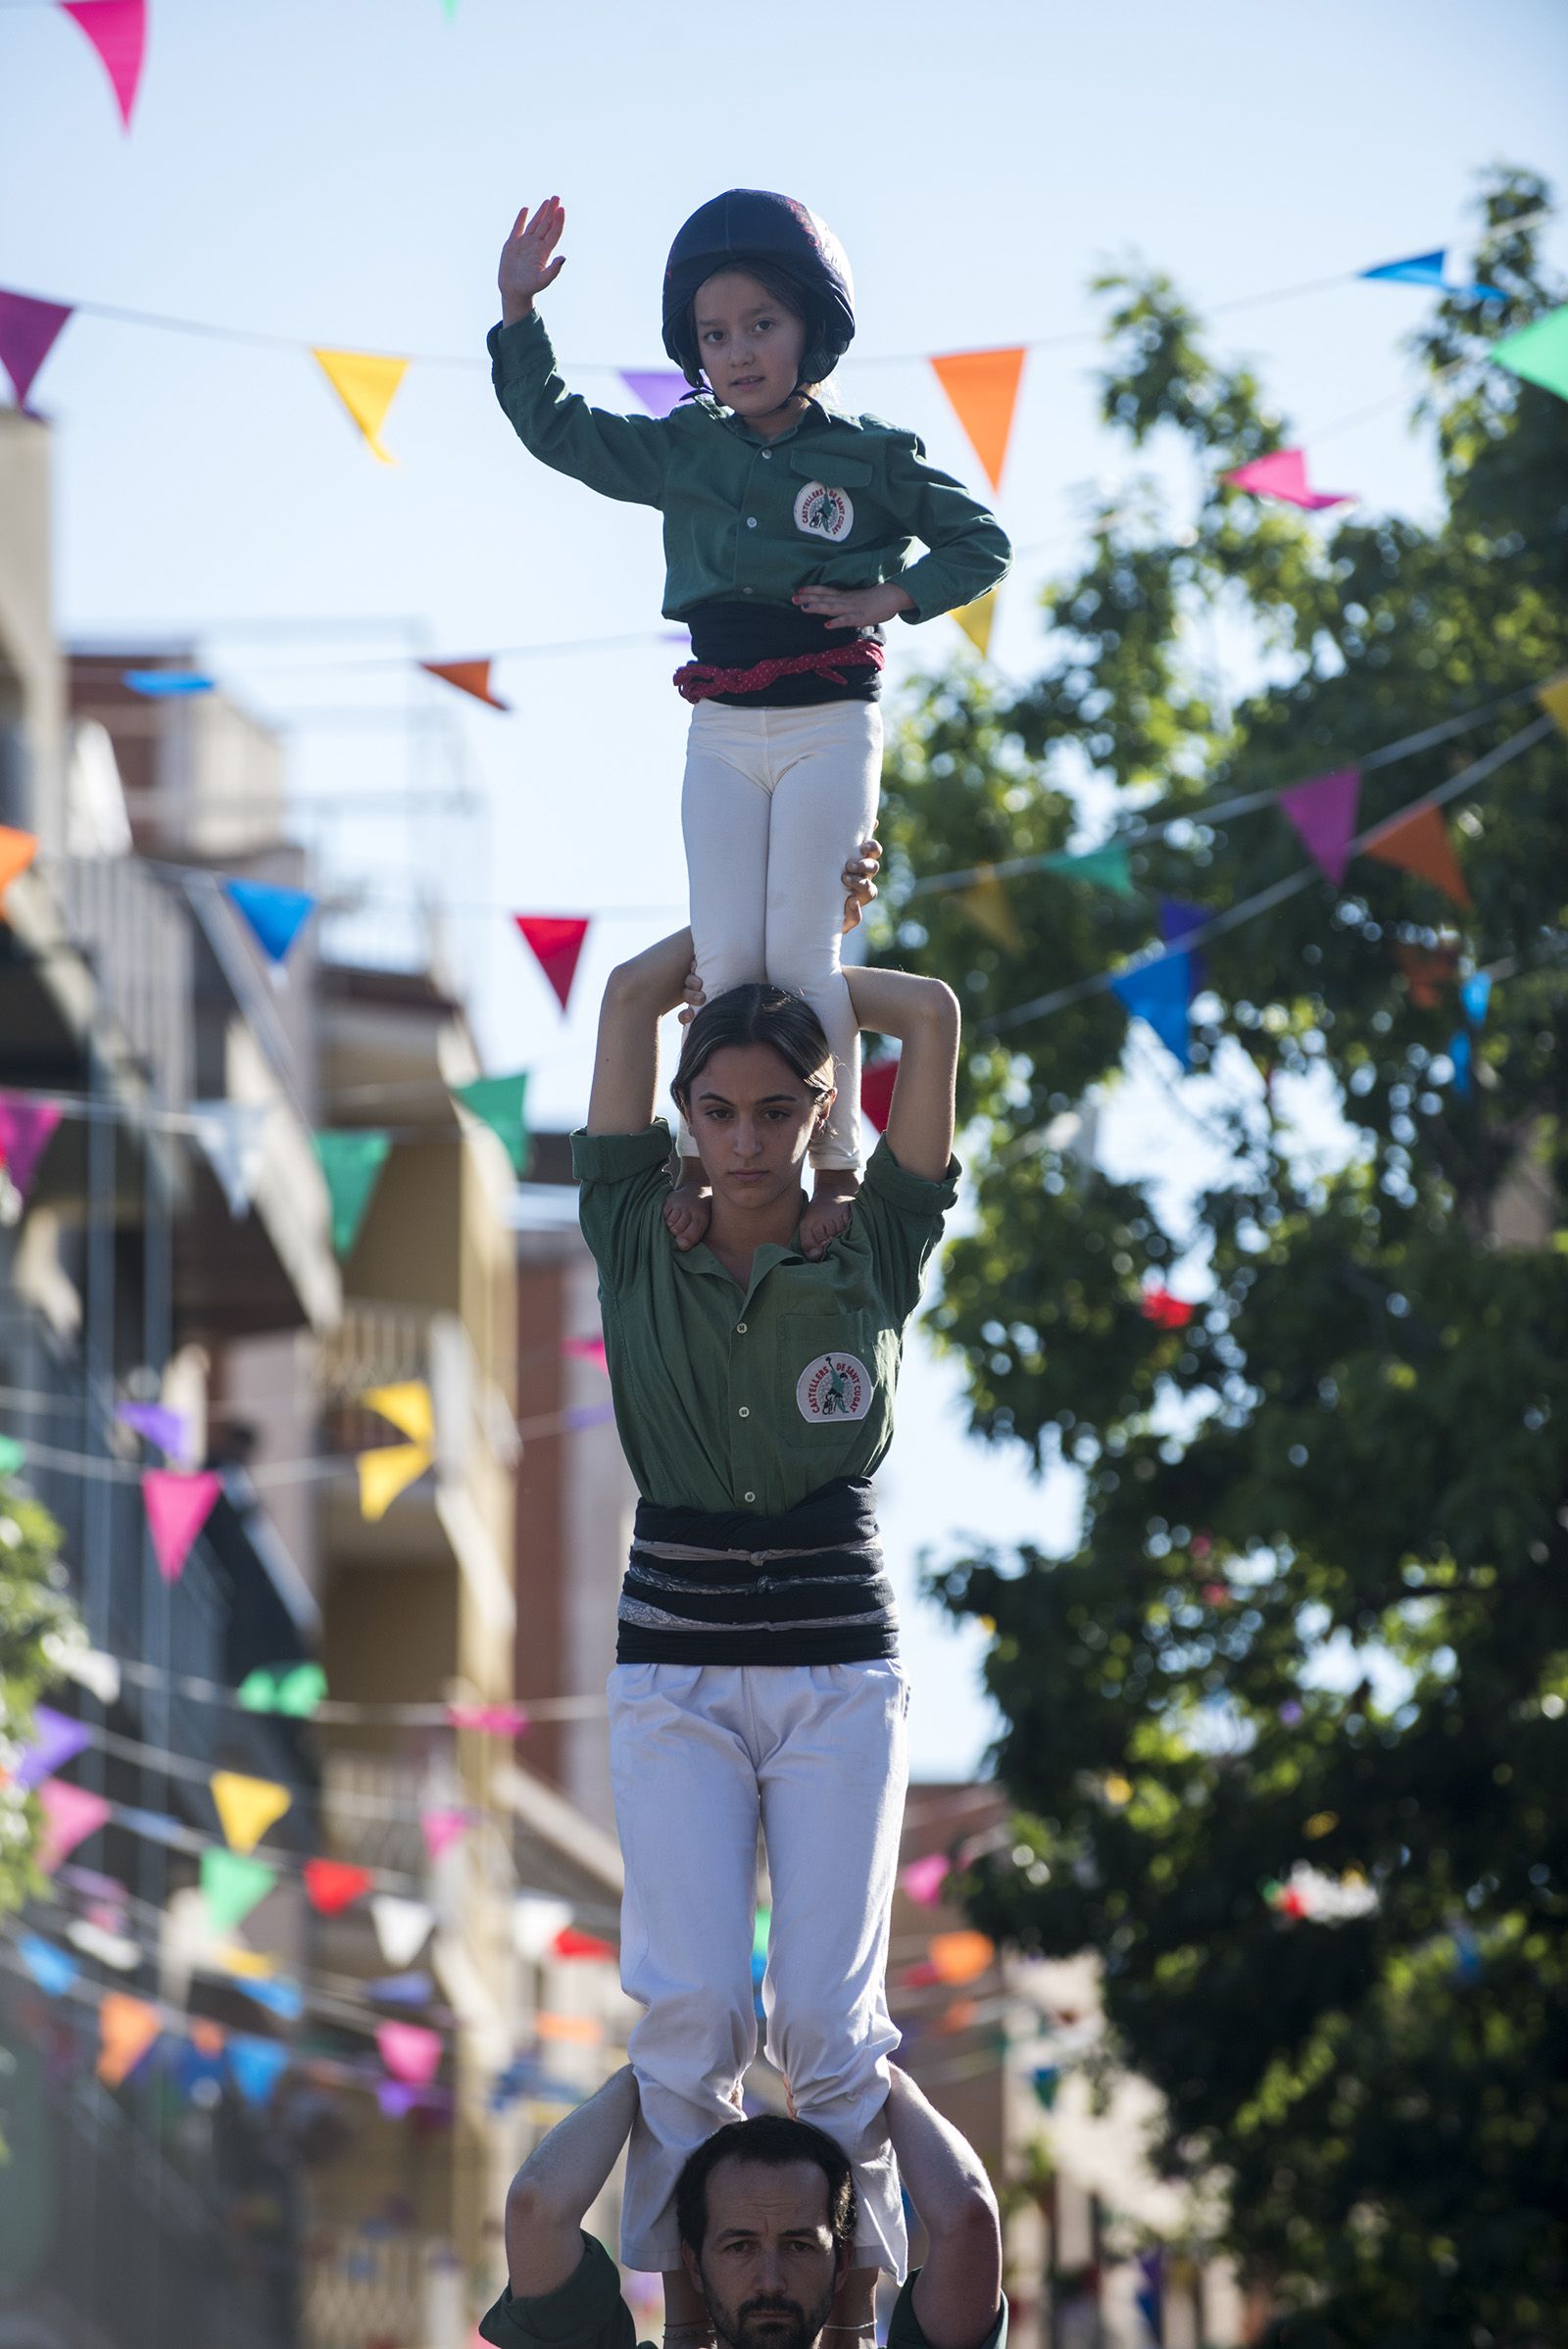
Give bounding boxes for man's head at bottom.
[675,2115,859,2349]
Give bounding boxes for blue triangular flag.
[231,1975,304,2022]
[122,671,217,698]
[366,1972,434,2005]
[222,877,317,966]
[1460,972,1493,1024]
[1361,249,1503,301]
[1112,953,1194,1069]
[1157,898,1209,990]
[1448,1030,1473,1095]
[228,2035,290,2106]
[18,1933,78,1996]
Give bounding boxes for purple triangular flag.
[0,291,74,410]
[0,1094,63,1199]
[14,1705,92,1792]
[620,369,689,419]
[1279,766,1361,886]
[1158,898,1208,991]
[117,1399,186,1458]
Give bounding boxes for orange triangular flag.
[210,1769,292,1855]
[1363,805,1471,908]
[421,659,511,712]
[953,591,998,661]
[98,1991,161,2087]
[0,825,37,905]
[312,349,409,465]
[930,348,1025,492]
[1538,673,1568,736]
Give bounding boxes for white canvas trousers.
[679,699,884,1173]
[607,1658,909,2277]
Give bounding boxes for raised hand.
[499,196,566,326]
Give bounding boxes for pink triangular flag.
[376,2020,443,2087]
[445,1702,530,1736]
[0,292,74,411]
[1223,449,1352,512]
[60,1,148,130]
[901,1853,952,1907]
[514,915,590,1013]
[141,1468,222,1582]
[1278,766,1361,887]
[0,1095,63,1199]
[420,1807,468,1861]
[37,1780,112,1874]
[562,1335,608,1374]
[620,369,689,418]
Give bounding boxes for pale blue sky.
[3,0,1564,1771]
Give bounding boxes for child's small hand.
[676,957,708,1028]
[792,584,915,630]
[841,835,882,934]
[499,197,566,325]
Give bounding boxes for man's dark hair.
[671,984,834,1118]
[674,2114,858,2257]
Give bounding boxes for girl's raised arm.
[843,964,959,1180]
[585,929,696,1137]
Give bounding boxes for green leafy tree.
[0,1477,84,1914]
[874,169,1568,2344]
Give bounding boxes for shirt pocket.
[777,1312,884,1436]
[788,452,873,546]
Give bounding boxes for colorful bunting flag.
[452,1071,530,1173]
[1111,953,1194,1069]
[514,915,590,1012]
[420,1807,467,1863]
[621,369,690,418]
[222,876,317,965]
[358,1442,432,1523]
[12,1704,92,1792]
[228,1970,302,2020]
[367,1972,434,2004]
[17,1933,78,1996]
[536,2012,604,2044]
[446,1701,530,1736]
[0,293,73,411]
[61,0,147,131]
[36,1780,112,1874]
[141,1468,221,1582]
[562,1335,608,1377]
[122,670,216,697]
[1460,972,1493,1024]
[0,823,39,901]
[376,2020,443,2087]
[1157,897,1209,981]
[237,1661,327,1717]
[927,1929,995,1984]
[1537,673,1568,735]
[551,1925,614,1961]
[1492,304,1568,406]
[1362,804,1470,906]
[1396,944,1458,1007]
[209,1769,291,1855]
[956,868,1022,952]
[513,1894,574,1962]
[1141,1287,1196,1330]
[1447,1028,1473,1094]
[1279,765,1361,886]
[48,1643,120,1706]
[362,1380,434,1446]
[189,1100,270,1218]
[0,1095,63,1200]
[1360,249,1501,300]
[1031,2064,1060,2111]
[303,1858,374,1916]
[952,591,998,661]
[67,1917,140,1971]
[315,1130,391,1257]
[312,348,410,465]
[860,1057,898,1135]
[420,659,511,712]
[97,1990,161,2088]
[116,1399,186,1458]
[0,1436,27,1478]
[1222,448,1353,511]
[200,1846,277,1933]
[371,1895,436,1968]
[228,2035,290,2106]
[1042,842,1138,897]
[900,1854,952,1908]
[930,347,1025,492]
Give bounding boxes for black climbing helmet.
[662,189,856,390]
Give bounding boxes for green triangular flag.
[1492,304,1568,405]
[1043,842,1138,897]
[452,1071,529,1174]
[237,1662,327,1719]
[0,1436,25,1476]
[314,1131,390,1257]
[201,1846,277,1933]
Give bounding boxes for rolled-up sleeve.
[489,315,671,507]
[857,1138,961,1320]
[478,2234,638,2349]
[881,433,1011,622]
[572,1123,675,1294]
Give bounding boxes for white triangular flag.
[370,1893,435,1970]
[189,1101,270,1218]
[50,1641,122,1706]
[512,1893,574,1963]
[67,1918,141,1972]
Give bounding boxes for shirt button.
[746,516,758,528]
[744,1492,757,1503]
[738,1406,750,1419]
[760,451,772,461]
[742,586,754,594]
[736,1322,748,1335]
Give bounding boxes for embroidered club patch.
[793,480,855,542]
[796,1351,872,1422]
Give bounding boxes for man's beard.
[703,2279,838,2349]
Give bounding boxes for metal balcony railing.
[49,853,192,1104]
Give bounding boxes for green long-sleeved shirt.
[487,313,1011,624]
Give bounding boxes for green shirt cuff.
[571,1123,676,1185]
[863,1135,960,1218]
[488,310,551,385]
[478,2235,628,2349]
[888,2276,1007,2349]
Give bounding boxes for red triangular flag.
[551,1925,615,1960]
[1363,805,1471,908]
[0,294,74,411]
[61,1,147,131]
[140,1468,222,1582]
[860,1057,899,1135]
[514,916,589,1012]
[303,1858,375,1917]
[420,659,511,713]
[1395,944,1458,1008]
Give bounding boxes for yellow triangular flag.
[1538,673,1568,736]
[956,866,1022,953]
[312,348,410,465]
[358,1441,433,1523]
[953,591,998,661]
[210,1769,292,1856]
[361,1380,434,1446]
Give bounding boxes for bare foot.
[663,1173,712,1251]
[799,1171,859,1261]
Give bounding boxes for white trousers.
[608,1658,909,2277]
[679,699,884,1173]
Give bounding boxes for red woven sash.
[673,640,886,705]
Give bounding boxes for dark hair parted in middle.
[671,983,834,1116]
[674,2113,858,2256]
